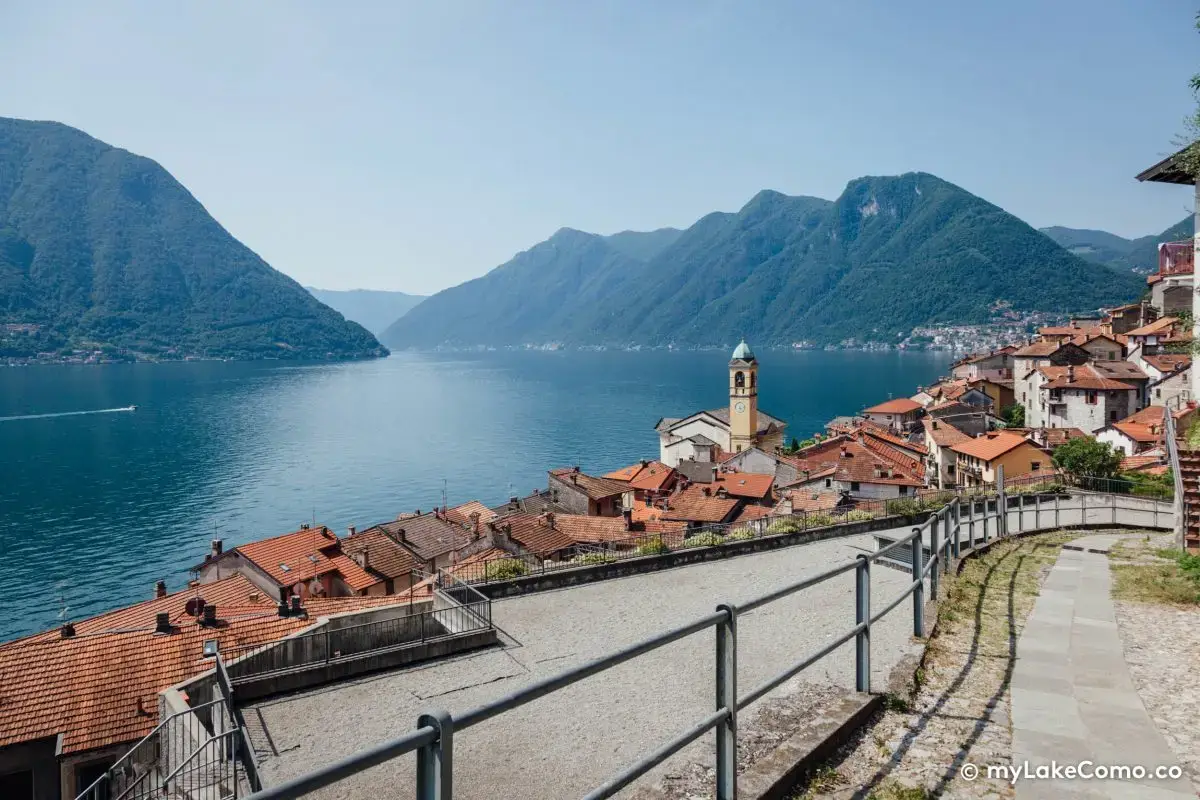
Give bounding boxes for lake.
[0,349,949,641]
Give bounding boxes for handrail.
[1165,408,1186,551]
[246,486,1174,800]
[75,698,225,800]
[160,729,239,788]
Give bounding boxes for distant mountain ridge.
[1040,217,1193,274]
[0,117,386,360]
[306,287,425,335]
[383,173,1143,350]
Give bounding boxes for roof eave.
[1136,149,1196,185]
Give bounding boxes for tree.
[1052,437,1122,479]
[999,404,1025,427]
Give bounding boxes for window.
[825,478,832,488]
[1108,352,1116,360]
[1157,388,1162,399]
[948,464,955,475]
[1031,462,1041,471]
[1086,391,1097,405]
[750,372,756,388]
[850,481,861,492]
[0,770,34,800]
[899,485,908,495]
[734,371,745,388]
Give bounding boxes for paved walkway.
[1011,533,1195,799]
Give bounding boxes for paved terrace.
[249,530,922,799]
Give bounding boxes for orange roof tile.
[923,418,972,448]
[863,397,923,414]
[233,526,359,588]
[779,490,844,513]
[950,432,1036,462]
[548,514,686,544]
[340,527,424,581]
[0,576,410,756]
[549,468,630,500]
[1120,454,1165,472]
[731,505,773,523]
[1144,354,1191,374]
[660,485,741,523]
[1126,316,1179,337]
[444,500,499,527]
[603,460,677,493]
[500,513,578,554]
[712,471,774,499]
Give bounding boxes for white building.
[1035,364,1140,433]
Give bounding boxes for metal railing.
[247,473,1172,800]
[221,603,492,685]
[1165,407,1187,551]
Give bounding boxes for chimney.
[469,511,482,539]
[571,474,578,484]
[932,420,939,429]
[210,539,223,559]
[640,459,649,468]
[703,486,711,497]
[622,508,633,531]
[508,495,519,510]
[201,604,217,627]
[396,528,406,543]
[154,612,172,634]
[545,511,556,529]
[1067,365,1075,382]
[360,547,370,571]
[574,465,581,473]
[277,600,289,618]
[155,580,167,599]
[840,446,849,458]
[290,595,303,616]
[347,525,356,537]
[61,622,75,639]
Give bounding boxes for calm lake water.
[0,350,948,641]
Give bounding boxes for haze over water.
[0,350,948,641]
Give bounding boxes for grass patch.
[1111,559,1200,606]
[866,783,932,800]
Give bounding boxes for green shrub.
[844,509,876,522]
[728,527,757,541]
[571,552,617,565]
[681,531,727,549]
[485,558,528,580]
[766,518,802,535]
[804,513,836,528]
[886,498,922,517]
[633,536,670,556]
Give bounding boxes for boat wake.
[0,406,137,423]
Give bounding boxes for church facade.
[655,341,788,467]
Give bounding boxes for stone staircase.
[1178,450,1200,553]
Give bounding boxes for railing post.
[1112,493,1117,524]
[911,527,925,638]
[983,501,990,542]
[715,603,738,800]
[968,498,975,547]
[1081,491,1086,527]
[997,466,1006,537]
[1055,493,1060,528]
[952,502,961,559]
[1034,493,1040,530]
[855,555,871,694]
[325,628,331,666]
[929,514,940,601]
[416,710,454,800]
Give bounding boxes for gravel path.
[1111,533,1200,793]
[789,531,1072,799]
[251,531,921,799]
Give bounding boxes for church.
[655,341,788,467]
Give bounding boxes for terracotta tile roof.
[863,397,923,414]
[731,505,773,523]
[233,526,345,587]
[370,513,474,561]
[1038,324,1103,337]
[857,420,926,455]
[860,433,926,478]
[1012,340,1063,357]
[444,501,498,527]
[659,485,741,523]
[0,576,409,756]
[1120,454,1165,472]
[549,513,686,544]
[499,513,578,554]
[489,489,570,517]
[1090,361,1147,382]
[712,471,774,500]
[1041,364,1137,391]
[702,406,787,433]
[1144,354,1191,374]
[340,527,424,580]
[922,418,972,448]
[781,435,924,488]
[1035,427,1089,448]
[549,468,631,500]
[1110,405,1168,444]
[950,431,1033,462]
[1126,316,1179,337]
[779,490,844,513]
[603,460,677,492]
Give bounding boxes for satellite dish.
[292,582,305,597]
[309,579,323,596]
[185,597,206,617]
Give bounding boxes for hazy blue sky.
[0,1,1197,294]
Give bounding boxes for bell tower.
[729,340,758,453]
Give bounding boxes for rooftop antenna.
[56,581,70,622]
[442,478,448,511]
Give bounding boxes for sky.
[0,1,1197,295]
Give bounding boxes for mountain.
[306,287,426,335]
[603,227,683,261]
[0,117,386,361]
[1040,217,1193,273]
[382,173,1143,350]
